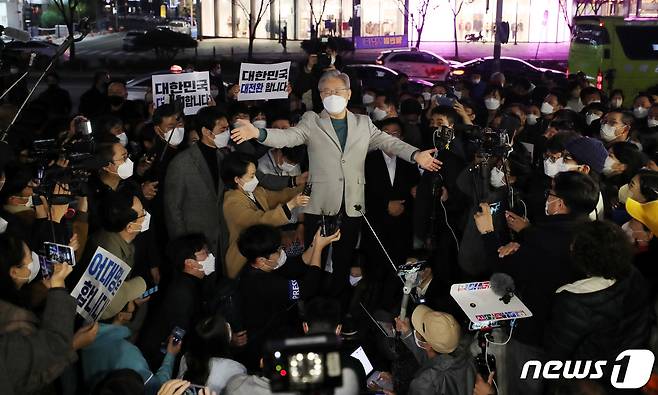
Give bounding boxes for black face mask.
[108,96,125,107]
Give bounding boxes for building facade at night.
[197,0,658,47]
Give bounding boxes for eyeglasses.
[320,88,349,96]
[544,189,559,200]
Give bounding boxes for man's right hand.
[387,200,405,217]
[230,120,260,145]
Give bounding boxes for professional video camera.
[265,334,343,393]
[29,119,101,197]
[462,126,513,158]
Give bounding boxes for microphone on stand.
[490,272,515,304]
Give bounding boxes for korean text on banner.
[238,62,291,101]
[70,247,131,322]
[152,71,210,115]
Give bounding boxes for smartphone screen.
[172,326,186,345]
[350,346,374,376]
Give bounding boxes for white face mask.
[199,253,216,275]
[213,131,230,148]
[526,114,538,126]
[648,118,658,128]
[545,197,559,216]
[472,78,481,85]
[484,98,500,110]
[421,92,432,101]
[540,102,554,115]
[633,106,649,119]
[253,120,267,129]
[371,107,388,121]
[117,132,129,147]
[600,123,619,142]
[349,275,362,287]
[280,162,300,174]
[322,95,348,115]
[241,176,259,193]
[164,127,185,146]
[544,157,567,178]
[116,158,134,180]
[490,167,506,188]
[16,252,41,283]
[611,98,623,108]
[618,183,631,204]
[585,113,601,126]
[272,249,287,270]
[133,211,151,233]
[413,331,428,350]
[362,94,375,105]
[210,89,219,97]
[0,216,7,234]
[602,156,621,176]
[453,90,462,99]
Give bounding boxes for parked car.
[343,64,433,95]
[126,70,170,101]
[157,20,191,35]
[2,40,70,68]
[376,48,459,81]
[122,31,148,51]
[449,56,566,83]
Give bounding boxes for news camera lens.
[289,352,324,384]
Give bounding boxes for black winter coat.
[545,268,651,362]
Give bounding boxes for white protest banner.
[152,71,210,115]
[71,247,131,322]
[238,62,291,101]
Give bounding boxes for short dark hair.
[183,312,232,384]
[270,113,292,124]
[0,233,27,306]
[196,106,227,132]
[152,103,179,127]
[570,220,632,280]
[93,71,109,85]
[281,145,307,164]
[237,224,281,263]
[546,131,580,154]
[547,91,567,107]
[168,233,207,273]
[375,117,405,135]
[609,142,648,177]
[91,369,145,395]
[580,86,602,102]
[0,163,33,202]
[95,143,119,168]
[484,85,506,100]
[303,297,342,332]
[553,171,600,215]
[637,169,658,202]
[221,152,257,189]
[102,188,140,232]
[400,98,422,116]
[431,106,460,126]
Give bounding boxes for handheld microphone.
[490,273,515,304]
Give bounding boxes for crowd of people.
[0,49,657,395]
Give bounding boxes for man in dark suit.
[363,118,420,310]
[164,107,231,270]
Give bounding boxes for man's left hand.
[415,149,442,172]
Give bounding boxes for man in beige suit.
[231,69,441,299]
